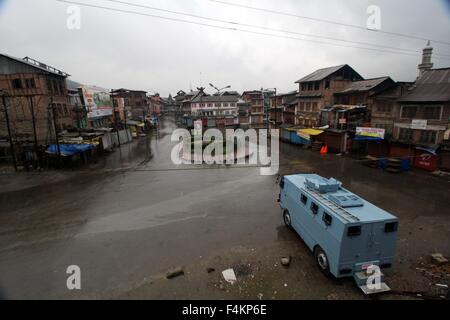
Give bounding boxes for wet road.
[0,118,449,299]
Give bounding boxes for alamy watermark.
[66,265,81,290]
[367,5,381,30]
[170,122,279,176]
[66,5,81,30]
[366,264,382,290]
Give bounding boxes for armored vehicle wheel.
[314,247,331,276]
[283,210,293,229]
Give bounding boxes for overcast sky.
[1,0,450,96]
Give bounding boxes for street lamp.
[209,83,231,95]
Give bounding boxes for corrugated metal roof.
[191,95,239,103]
[66,79,83,91]
[295,65,346,83]
[335,77,391,94]
[0,53,70,77]
[399,68,450,102]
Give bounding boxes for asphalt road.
[0,118,449,299]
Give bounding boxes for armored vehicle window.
[310,202,319,215]
[385,222,398,233]
[323,212,332,226]
[300,194,308,205]
[347,225,361,237]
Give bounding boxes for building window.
[422,106,442,120]
[312,102,318,112]
[25,78,36,89]
[307,83,313,91]
[419,130,437,144]
[376,102,392,113]
[325,80,330,89]
[301,83,307,91]
[401,106,418,119]
[398,128,413,141]
[314,82,320,90]
[12,79,23,89]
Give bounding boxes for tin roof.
[285,174,397,224]
[0,53,70,77]
[335,77,392,95]
[295,64,363,83]
[398,68,450,102]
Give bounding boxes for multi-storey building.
[149,93,161,116]
[333,77,395,111]
[394,68,450,148]
[370,82,413,138]
[111,89,148,121]
[295,64,363,128]
[271,91,297,126]
[242,90,264,126]
[190,90,239,127]
[0,54,72,160]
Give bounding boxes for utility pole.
[1,93,17,171]
[111,90,121,147]
[28,95,40,168]
[49,98,61,161]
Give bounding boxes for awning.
[415,146,438,155]
[298,129,324,136]
[46,144,93,156]
[353,136,383,142]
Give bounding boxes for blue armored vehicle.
[278,174,398,294]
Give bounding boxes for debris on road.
[206,267,216,273]
[222,268,237,284]
[257,293,263,300]
[431,253,448,265]
[166,267,185,279]
[281,256,292,267]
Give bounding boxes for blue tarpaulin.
[46,144,93,156]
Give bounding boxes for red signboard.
[413,150,438,172]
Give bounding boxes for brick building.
[271,91,296,126]
[370,82,413,138]
[295,64,363,128]
[242,90,264,126]
[394,68,450,148]
[149,93,162,116]
[111,89,148,121]
[0,54,72,159]
[333,77,395,111]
